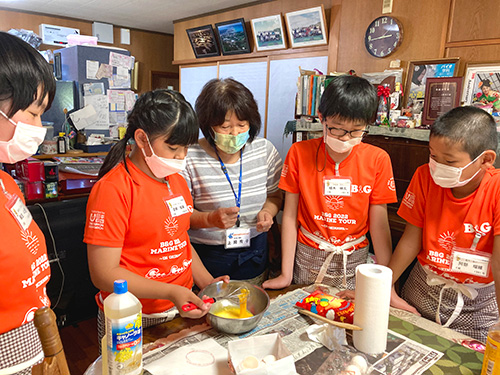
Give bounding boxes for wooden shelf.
[173,45,329,65]
[32,152,108,160]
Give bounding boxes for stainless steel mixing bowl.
[199,280,270,334]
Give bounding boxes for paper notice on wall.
[86,60,99,80]
[109,73,131,89]
[109,52,134,69]
[109,111,128,125]
[109,89,135,111]
[95,63,113,79]
[117,66,128,80]
[69,105,97,130]
[84,94,109,129]
[83,82,105,96]
[124,91,136,111]
[108,90,126,112]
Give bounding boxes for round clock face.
[365,16,403,58]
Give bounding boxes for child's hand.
[208,207,239,229]
[390,287,421,316]
[262,274,292,290]
[211,275,230,284]
[170,285,211,319]
[336,289,355,300]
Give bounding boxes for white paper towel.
[352,264,393,354]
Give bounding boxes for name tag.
[323,177,351,197]
[8,196,32,231]
[451,250,490,278]
[225,228,251,249]
[164,196,189,218]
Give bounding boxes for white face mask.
[141,135,186,178]
[0,109,47,164]
[428,152,484,188]
[325,135,362,154]
[214,129,249,154]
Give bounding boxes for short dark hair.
[0,31,56,116]
[195,78,261,146]
[481,79,492,88]
[99,89,198,178]
[317,75,377,124]
[430,106,498,159]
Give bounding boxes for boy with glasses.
[263,75,397,290]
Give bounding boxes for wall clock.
[364,16,403,58]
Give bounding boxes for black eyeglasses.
[325,125,369,139]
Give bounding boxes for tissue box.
[228,333,296,375]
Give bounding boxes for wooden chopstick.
[298,309,362,331]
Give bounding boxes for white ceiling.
[0,0,264,34]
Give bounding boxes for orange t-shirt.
[279,138,397,249]
[84,159,194,314]
[0,170,51,334]
[398,165,500,283]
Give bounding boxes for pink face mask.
[141,135,186,178]
[428,152,484,188]
[0,109,47,163]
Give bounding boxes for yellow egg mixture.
[212,305,253,319]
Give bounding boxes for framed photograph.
[422,77,463,126]
[462,62,500,113]
[214,18,251,56]
[404,58,460,112]
[285,5,328,48]
[250,14,287,52]
[186,25,220,58]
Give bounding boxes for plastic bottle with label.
[481,320,500,375]
[103,279,143,375]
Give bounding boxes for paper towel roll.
[352,264,393,354]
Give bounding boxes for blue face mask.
[214,129,250,154]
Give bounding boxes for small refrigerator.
[54,45,132,137]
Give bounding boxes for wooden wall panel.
[446,45,500,75]
[448,0,500,42]
[0,8,174,93]
[173,0,337,63]
[333,0,451,74]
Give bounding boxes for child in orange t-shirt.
[263,75,397,290]
[0,31,55,374]
[84,90,228,345]
[389,106,500,341]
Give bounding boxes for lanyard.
[214,148,242,226]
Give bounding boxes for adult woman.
[0,31,56,374]
[181,78,283,284]
[84,90,228,344]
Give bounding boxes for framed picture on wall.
[186,25,220,58]
[250,14,287,52]
[462,62,500,113]
[422,77,463,126]
[403,58,460,112]
[214,18,251,56]
[284,5,328,48]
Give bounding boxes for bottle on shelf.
[103,279,143,375]
[57,132,67,154]
[481,320,500,375]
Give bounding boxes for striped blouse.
[180,137,282,245]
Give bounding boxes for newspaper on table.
[143,288,443,375]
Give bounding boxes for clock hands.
[370,34,393,41]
